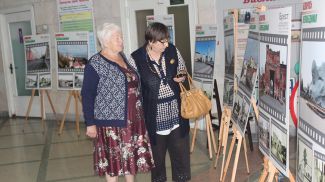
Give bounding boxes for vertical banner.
[55,32,89,90]
[57,0,96,57]
[298,0,325,181]
[24,34,51,89]
[146,15,176,45]
[222,14,235,107]
[232,12,259,136]
[258,7,292,176]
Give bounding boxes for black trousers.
[151,127,191,182]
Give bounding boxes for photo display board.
[297,0,325,181]
[24,34,51,89]
[146,15,175,45]
[222,14,235,107]
[55,32,89,90]
[193,24,217,80]
[231,12,259,136]
[258,7,292,176]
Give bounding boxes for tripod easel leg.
[258,157,268,182]
[23,89,36,132]
[214,108,230,169]
[45,90,59,125]
[243,138,250,174]
[59,91,73,135]
[73,91,80,136]
[190,119,199,153]
[206,114,217,154]
[40,90,46,133]
[206,115,212,159]
[230,132,242,182]
[221,127,237,181]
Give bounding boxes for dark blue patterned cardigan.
[81,52,138,127]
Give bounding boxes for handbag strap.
[179,72,196,92]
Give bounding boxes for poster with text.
[55,32,89,90]
[193,24,217,80]
[298,0,325,181]
[57,0,96,56]
[258,7,292,176]
[24,34,51,89]
[146,15,175,45]
[232,13,258,136]
[223,14,235,107]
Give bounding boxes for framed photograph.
[297,136,313,182]
[259,112,270,154]
[26,43,50,73]
[74,73,84,88]
[39,73,51,89]
[271,121,287,170]
[314,151,325,182]
[25,74,38,89]
[194,36,216,79]
[58,73,74,89]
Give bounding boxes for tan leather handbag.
[179,74,212,119]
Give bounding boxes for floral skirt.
[93,88,154,176]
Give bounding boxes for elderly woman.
[81,23,154,182]
[131,22,191,182]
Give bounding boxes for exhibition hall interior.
[0,0,324,181]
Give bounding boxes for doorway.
[0,7,39,117]
[121,0,196,74]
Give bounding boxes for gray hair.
[97,23,121,49]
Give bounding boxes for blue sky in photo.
[58,44,88,58]
[195,40,216,59]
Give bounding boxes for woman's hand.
[86,125,97,138]
[173,76,186,83]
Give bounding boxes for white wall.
[0,0,122,119]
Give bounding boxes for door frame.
[120,0,198,67]
[0,5,36,116]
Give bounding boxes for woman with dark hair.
[131,22,191,182]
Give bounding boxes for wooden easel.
[213,107,231,176]
[24,89,58,133]
[251,98,295,182]
[58,90,82,136]
[190,112,217,159]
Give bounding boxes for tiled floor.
[0,117,293,182]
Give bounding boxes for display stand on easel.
[191,112,217,159]
[24,89,59,133]
[250,98,295,182]
[58,90,82,136]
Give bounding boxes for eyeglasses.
[158,39,169,44]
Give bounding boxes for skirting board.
[0,111,9,118]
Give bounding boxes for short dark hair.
[145,22,169,43]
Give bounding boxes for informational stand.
[258,6,292,176]
[297,1,325,182]
[214,9,251,182]
[23,34,57,132]
[55,32,89,136]
[58,90,82,136]
[24,89,58,133]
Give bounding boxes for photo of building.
[260,44,287,104]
